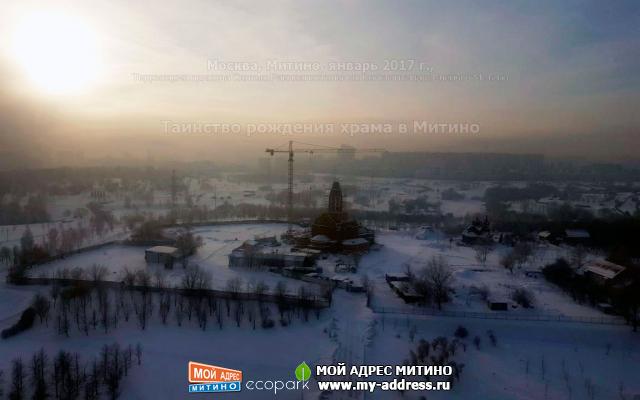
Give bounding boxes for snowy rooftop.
[585,260,626,280]
[311,234,332,243]
[342,238,368,245]
[565,229,590,238]
[145,246,179,254]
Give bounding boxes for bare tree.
[122,268,137,287]
[297,286,312,322]
[174,296,185,327]
[403,263,414,282]
[56,298,71,337]
[133,291,152,330]
[70,267,85,280]
[153,269,167,290]
[216,301,224,329]
[275,281,288,321]
[1,246,13,265]
[500,251,517,274]
[197,305,208,330]
[90,264,108,283]
[159,292,172,325]
[474,245,491,266]
[31,348,48,400]
[9,358,25,400]
[135,343,143,365]
[255,280,269,300]
[226,277,243,297]
[617,279,640,332]
[182,265,212,291]
[233,302,243,327]
[84,359,101,400]
[118,288,131,323]
[50,284,60,308]
[361,275,374,307]
[135,270,152,288]
[513,242,533,268]
[32,294,51,325]
[102,344,124,400]
[511,287,535,308]
[175,229,204,258]
[570,245,587,270]
[420,255,454,310]
[487,330,497,346]
[476,284,491,302]
[275,281,287,298]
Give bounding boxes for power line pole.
[171,169,177,223]
[213,185,217,220]
[288,140,294,233]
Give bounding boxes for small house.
[385,273,410,283]
[145,246,180,269]
[461,216,492,245]
[341,238,370,254]
[487,297,509,311]
[537,231,552,242]
[584,260,626,285]
[564,229,590,245]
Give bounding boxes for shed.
[487,297,509,311]
[584,260,626,284]
[145,246,180,268]
[564,229,590,245]
[342,238,369,253]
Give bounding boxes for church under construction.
[299,181,374,253]
[227,181,374,272]
[229,182,375,272]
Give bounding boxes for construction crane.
[265,140,385,234]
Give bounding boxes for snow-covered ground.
[367,312,640,399]
[0,285,37,324]
[30,221,601,318]
[28,223,323,296]
[0,290,337,400]
[359,230,610,319]
[3,221,639,400]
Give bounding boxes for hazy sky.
[0,0,638,166]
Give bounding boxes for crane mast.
[287,141,294,232]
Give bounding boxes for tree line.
[0,344,142,400]
[17,266,326,339]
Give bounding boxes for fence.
[370,305,626,326]
[169,219,288,228]
[16,277,331,308]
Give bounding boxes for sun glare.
[10,10,101,95]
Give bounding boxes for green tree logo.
[295,362,312,381]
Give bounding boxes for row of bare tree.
[32,275,323,339]
[0,344,142,400]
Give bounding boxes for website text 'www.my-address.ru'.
[318,379,450,393]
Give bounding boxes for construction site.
[227,141,380,280]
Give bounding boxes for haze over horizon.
[0,0,638,168]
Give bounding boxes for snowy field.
[366,312,640,399]
[3,222,639,399]
[353,229,609,319]
[3,166,640,399]
[29,223,616,319]
[0,288,337,400]
[0,281,638,400]
[0,285,36,323]
[28,223,324,296]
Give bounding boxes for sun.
[10,10,101,95]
